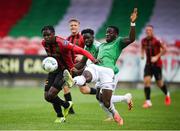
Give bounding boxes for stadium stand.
[55,0,112,37]
[9,0,70,37]
[0,0,31,37]
[96,0,155,39]
[0,0,179,82]
[139,0,180,44]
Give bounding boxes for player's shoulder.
[116,36,123,41]
[141,37,147,42]
[115,36,126,44]
[141,37,147,45]
[152,36,161,45]
[56,36,71,47]
[94,40,101,48]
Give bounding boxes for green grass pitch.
[0,86,180,130]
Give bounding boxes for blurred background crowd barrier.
[0,0,179,86]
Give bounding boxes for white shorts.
[95,71,120,90]
[85,64,116,91]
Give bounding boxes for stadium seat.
[175,40,180,48]
[0,0,31,37]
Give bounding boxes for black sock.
[50,96,67,117]
[90,87,97,95]
[64,92,72,101]
[52,96,69,109]
[160,84,168,95]
[144,87,151,100]
[64,92,74,113]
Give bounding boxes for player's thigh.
[100,67,115,91]
[44,72,57,92]
[153,66,163,82]
[84,64,99,82]
[144,65,152,86]
[100,67,114,83]
[52,69,65,91]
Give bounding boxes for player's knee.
[82,71,92,83]
[157,81,163,87]
[44,92,54,102]
[144,79,151,86]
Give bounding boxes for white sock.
[99,102,113,118]
[108,102,117,115]
[73,75,86,86]
[111,95,127,103]
[146,100,152,105]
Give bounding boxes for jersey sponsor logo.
[63,40,69,46]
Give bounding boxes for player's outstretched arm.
[122,8,138,45]
[72,45,97,63]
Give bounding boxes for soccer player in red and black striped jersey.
[41,25,96,123]
[63,19,84,114]
[141,25,171,108]
[67,18,85,62]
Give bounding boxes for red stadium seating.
[0,0,31,37]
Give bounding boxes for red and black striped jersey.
[141,36,162,67]
[67,33,85,63]
[42,36,95,70]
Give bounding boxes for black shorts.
[44,68,65,91]
[144,65,162,81]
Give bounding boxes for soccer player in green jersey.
[71,28,99,94]
[73,29,133,121]
[64,8,137,125]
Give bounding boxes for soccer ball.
[42,57,58,72]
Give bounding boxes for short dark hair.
[41,25,55,33]
[81,28,94,35]
[108,26,119,35]
[68,18,80,24]
[146,24,154,28]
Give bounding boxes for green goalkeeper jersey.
[97,36,127,74]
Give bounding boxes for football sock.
[144,87,151,100]
[64,92,75,113]
[73,75,86,86]
[52,96,69,109]
[99,102,112,117]
[108,103,117,115]
[111,95,127,103]
[64,92,72,101]
[160,84,168,96]
[51,96,68,117]
[89,87,97,94]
